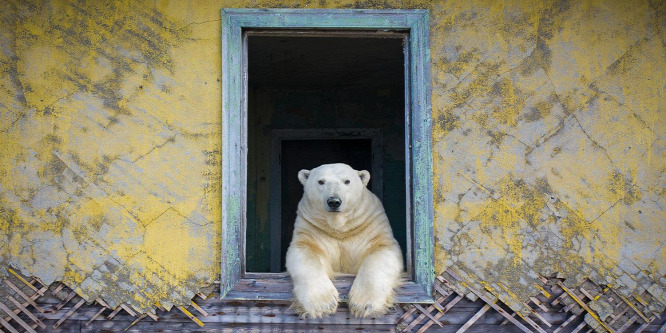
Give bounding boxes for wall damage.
[0,0,663,324]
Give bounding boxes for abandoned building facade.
[0,0,664,332]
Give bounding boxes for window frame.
[221,8,434,303]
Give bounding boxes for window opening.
[246,34,407,274]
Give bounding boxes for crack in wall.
[132,135,177,163]
[176,19,222,32]
[570,113,616,166]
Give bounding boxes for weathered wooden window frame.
[221,8,434,303]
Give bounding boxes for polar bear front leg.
[286,242,339,318]
[348,246,403,317]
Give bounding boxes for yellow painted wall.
[0,0,664,315]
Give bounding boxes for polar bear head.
[298,163,370,214]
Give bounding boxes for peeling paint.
[1,0,221,312]
[0,0,664,318]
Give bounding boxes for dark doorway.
[279,138,372,271]
[246,32,406,273]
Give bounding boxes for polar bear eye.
[344,180,350,185]
[318,180,325,185]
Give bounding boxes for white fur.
[286,163,403,318]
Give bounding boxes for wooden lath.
[0,268,209,331]
[0,267,662,332]
[398,269,661,332]
[398,270,538,333]
[549,278,659,333]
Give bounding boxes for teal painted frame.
[221,8,434,303]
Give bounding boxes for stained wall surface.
[0,0,664,316]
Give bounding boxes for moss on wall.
[0,0,664,315]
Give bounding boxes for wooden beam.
[456,304,490,333]
[8,268,43,296]
[3,279,44,313]
[618,294,649,322]
[7,296,45,329]
[178,306,204,327]
[616,315,637,333]
[570,321,588,333]
[53,299,85,329]
[558,281,614,333]
[0,301,37,333]
[53,291,77,311]
[635,316,655,333]
[415,295,464,333]
[413,304,443,328]
[0,316,20,333]
[454,281,533,333]
[105,307,123,320]
[553,313,582,333]
[84,306,107,326]
[123,313,147,331]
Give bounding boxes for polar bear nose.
[327,196,342,209]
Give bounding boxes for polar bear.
[286,163,403,318]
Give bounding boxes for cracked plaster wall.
[0,0,664,316]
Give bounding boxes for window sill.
[223,273,434,303]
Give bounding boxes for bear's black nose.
[327,197,342,209]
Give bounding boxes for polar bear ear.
[298,169,310,185]
[358,170,370,187]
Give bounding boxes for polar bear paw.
[292,280,339,318]
[348,284,394,318]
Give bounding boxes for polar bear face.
[298,163,370,213]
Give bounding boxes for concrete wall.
[0,0,663,315]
